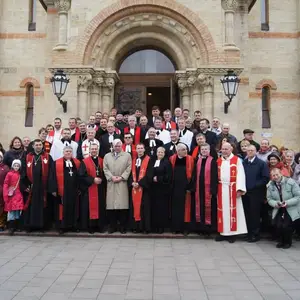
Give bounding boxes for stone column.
[54,0,71,50]
[102,78,115,113]
[198,74,214,121]
[77,74,92,121]
[187,75,201,112]
[177,78,190,110]
[90,76,104,114]
[221,0,238,48]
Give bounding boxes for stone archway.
[66,0,242,120]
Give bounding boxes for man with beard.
[22,139,53,231]
[49,146,81,234]
[115,112,127,131]
[50,128,78,161]
[68,117,78,136]
[27,128,52,154]
[79,143,106,233]
[143,127,164,159]
[193,143,218,236]
[122,133,137,160]
[170,143,195,234]
[123,115,142,145]
[103,139,132,233]
[77,128,100,160]
[95,111,102,127]
[191,110,202,133]
[72,121,87,143]
[164,129,180,157]
[129,143,153,233]
[99,122,121,158]
[95,118,108,140]
[46,117,63,144]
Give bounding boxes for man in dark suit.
[164,129,180,157]
[143,127,163,159]
[238,129,260,152]
[95,118,108,140]
[147,106,161,127]
[191,118,217,151]
[99,122,121,158]
[242,145,269,242]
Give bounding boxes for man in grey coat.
[103,139,132,234]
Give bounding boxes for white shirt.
[108,134,114,143]
[146,129,170,144]
[82,139,100,158]
[125,145,131,153]
[248,156,256,163]
[130,128,135,135]
[70,128,76,136]
[136,158,141,167]
[50,139,78,161]
[154,160,160,168]
[178,129,193,150]
[211,127,222,135]
[166,122,171,129]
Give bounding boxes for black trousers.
[107,209,128,230]
[275,210,293,245]
[242,188,265,237]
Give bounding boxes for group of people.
[0,106,300,249]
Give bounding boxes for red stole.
[24,152,50,210]
[131,155,150,221]
[122,144,137,160]
[192,146,200,160]
[56,158,80,221]
[170,154,194,223]
[195,156,213,224]
[43,141,51,154]
[162,121,177,131]
[124,126,141,145]
[74,128,81,142]
[217,155,238,233]
[83,156,103,220]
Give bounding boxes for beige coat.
[103,151,132,210]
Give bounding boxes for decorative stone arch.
[255,79,277,90]
[19,77,40,89]
[77,0,218,68]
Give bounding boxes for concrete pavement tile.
[129,272,153,281]
[56,274,82,283]
[8,272,35,282]
[262,296,294,300]
[153,284,179,295]
[82,271,107,280]
[97,295,125,300]
[70,288,100,299]
[27,278,56,287]
[249,276,276,286]
[243,269,268,277]
[277,280,300,290]
[153,276,177,285]
[180,290,208,300]
[62,267,87,275]
[48,282,77,293]
[205,286,233,296]
[0,290,18,300]
[234,290,264,299]
[17,286,49,297]
[153,294,181,300]
[41,292,71,300]
[208,297,236,300]
[107,268,132,276]
[77,279,104,289]
[178,281,204,290]
[0,280,27,291]
[125,289,153,299]
[104,275,129,285]
[100,284,127,295]
[199,270,222,277]
[287,290,300,300]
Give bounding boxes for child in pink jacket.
[3,159,24,235]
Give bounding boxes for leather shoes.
[248,236,260,243]
[282,244,291,249]
[276,242,284,248]
[228,237,235,244]
[215,235,225,242]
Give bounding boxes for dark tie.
[179,131,182,137]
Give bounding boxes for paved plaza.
[0,236,299,300]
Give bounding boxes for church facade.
[0,0,299,148]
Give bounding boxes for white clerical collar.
[63,141,70,146]
[136,158,141,167]
[65,160,73,167]
[154,160,160,167]
[125,145,131,152]
[150,139,156,147]
[166,122,171,129]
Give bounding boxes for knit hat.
[267,152,281,162]
[11,159,22,168]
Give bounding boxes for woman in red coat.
[3,159,24,235]
[0,151,9,231]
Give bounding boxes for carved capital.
[54,0,71,14]
[221,0,239,11]
[187,76,197,87]
[198,74,214,88]
[104,78,115,90]
[94,76,104,87]
[177,78,188,90]
[77,74,92,91]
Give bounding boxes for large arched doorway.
[115,49,179,115]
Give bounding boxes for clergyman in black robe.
[151,150,172,233]
[129,146,153,233]
[192,144,218,235]
[22,139,53,231]
[48,151,80,233]
[78,151,106,233]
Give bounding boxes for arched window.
[261,0,269,31]
[119,50,175,73]
[25,84,34,127]
[28,0,37,31]
[262,86,271,128]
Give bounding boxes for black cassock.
[22,153,53,229]
[150,158,172,232]
[164,142,179,158]
[191,157,218,233]
[48,160,79,229]
[128,156,153,232]
[78,157,106,231]
[171,157,194,232]
[99,133,122,158]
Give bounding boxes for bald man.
[216,142,247,243]
[99,122,121,158]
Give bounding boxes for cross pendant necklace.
[69,169,73,176]
[34,155,41,166]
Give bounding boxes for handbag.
[8,176,20,197]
